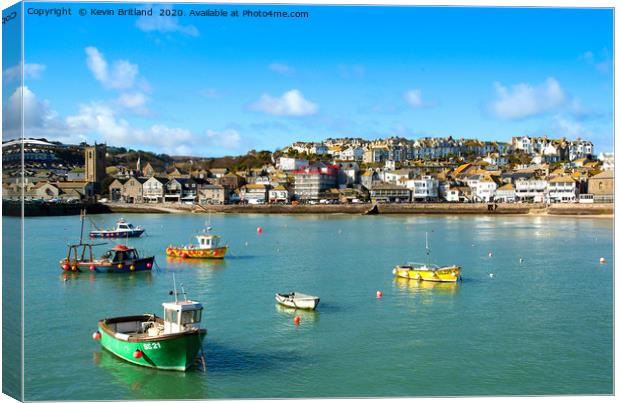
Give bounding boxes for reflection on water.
[393,277,460,295]
[93,350,206,399]
[61,271,154,288]
[165,257,228,270]
[274,303,321,323]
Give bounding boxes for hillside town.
[2,136,615,206]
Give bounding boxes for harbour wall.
[106,202,613,216]
[4,200,613,217]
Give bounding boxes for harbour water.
[21,214,612,399]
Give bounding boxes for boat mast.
[425,232,430,268]
[79,209,85,245]
[172,273,178,303]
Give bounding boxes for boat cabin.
[101,244,140,263]
[162,301,203,334]
[116,221,135,230]
[195,234,221,249]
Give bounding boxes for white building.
[568,139,593,161]
[470,176,498,202]
[240,184,268,204]
[515,178,548,203]
[311,143,328,155]
[598,152,614,171]
[405,176,439,201]
[547,176,578,203]
[495,183,516,203]
[483,153,508,167]
[277,157,309,171]
[268,185,290,203]
[142,176,167,203]
[337,162,359,186]
[384,169,412,185]
[512,136,534,154]
[340,146,364,161]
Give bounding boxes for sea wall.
[103,202,613,216]
[6,200,612,217]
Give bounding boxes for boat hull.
[97,319,206,371]
[393,265,461,283]
[90,229,145,238]
[59,257,154,273]
[275,294,320,310]
[165,246,228,259]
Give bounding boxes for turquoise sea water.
[21,213,613,399]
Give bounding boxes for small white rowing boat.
[275,292,320,310]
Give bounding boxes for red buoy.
[62,264,70,271]
[133,349,143,359]
[146,262,152,269]
[376,291,383,299]
[89,266,96,271]
[92,331,101,341]
[293,316,301,325]
[257,227,263,234]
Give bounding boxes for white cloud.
[268,63,294,75]
[85,47,139,89]
[404,89,430,109]
[117,92,148,109]
[487,77,566,120]
[249,89,318,116]
[2,86,70,139]
[551,115,592,138]
[3,63,47,83]
[204,129,243,149]
[136,6,199,37]
[65,101,246,155]
[116,92,151,116]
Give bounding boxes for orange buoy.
[293,316,301,325]
[117,264,123,269]
[257,227,263,234]
[92,331,101,341]
[376,290,383,298]
[600,257,606,264]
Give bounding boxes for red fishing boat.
[59,211,155,273]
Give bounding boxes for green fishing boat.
[93,281,207,371]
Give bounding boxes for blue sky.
[3,3,614,156]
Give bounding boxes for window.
[599,182,603,191]
[181,309,202,325]
[165,309,178,324]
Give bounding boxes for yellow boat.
[392,233,461,283]
[166,226,228,259]
[393,264,461,282]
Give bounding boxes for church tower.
[85,143,106,185]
